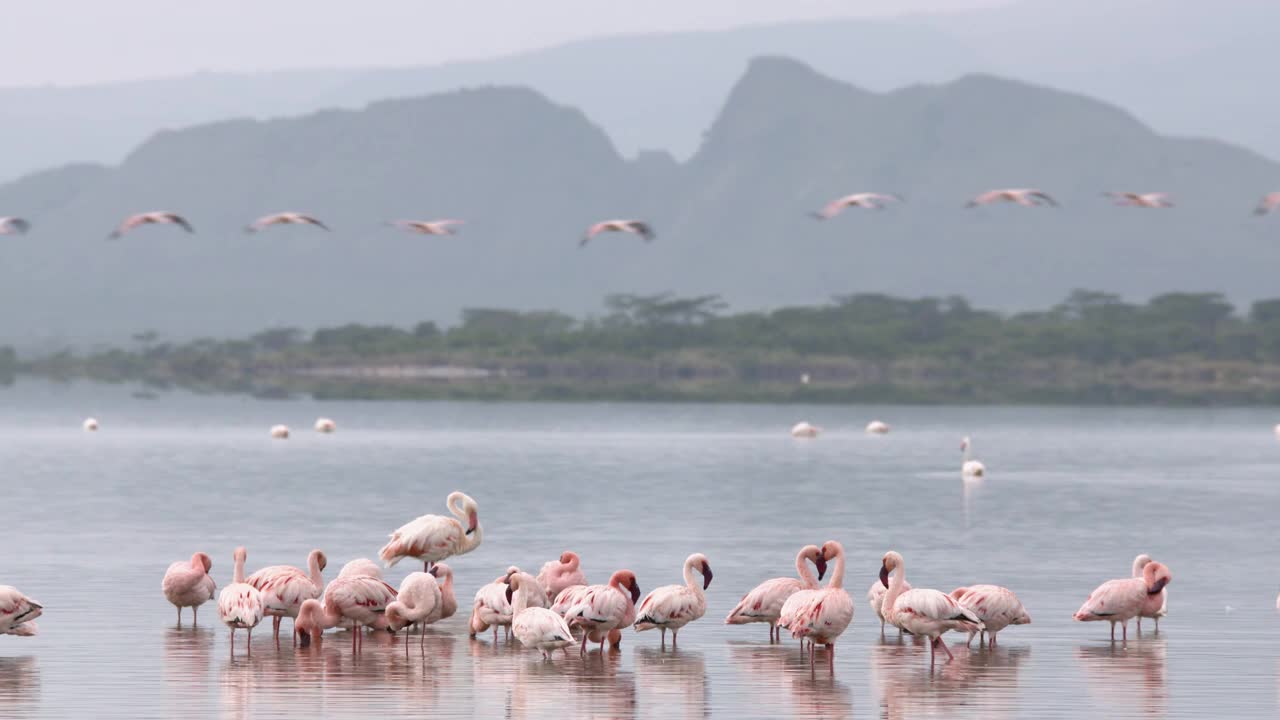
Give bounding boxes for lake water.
[1,379,1277,719]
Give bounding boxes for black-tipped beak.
[428,566,439,578]
[505,585,514,604]
[815,556,828,581]
[298,629,312,647]
[1148,577,1168,595]
[629,580,641,605]
[701,563,714,590]
[879,564,890,589]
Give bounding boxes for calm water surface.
[1,380,1278,719]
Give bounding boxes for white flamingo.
[868,575,911,633]
[337,558,382,580]
[270,425,290,439]
[385,571,442,652]
[245,549,327,643]
[389,219,464,235]
[966,188,1058,208]
[83,418,99,432]
[0,217,30,235]
[379,491,483,572]
[1254,192,1280,216]
[1132,554,1168,631]
[108,211,194,239]
[812,193,903,219]
[961,437,986,477]
[217,547,265,657]
[1105,192,1173,208]
[580,220,654,247]
[245,212,329,233]
[791,422,821,438]
[879,551,983,664]
[314,418,336,433]
[634,554,713,646]
[865,420,890,435]
[508,572,577,659]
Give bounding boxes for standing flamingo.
[245,212,329,233]
[811,192,903,219]
[868,574,911,633]
[635,554,713,647]
[293,597,326,647]
[311,574,399,653]
[161,551,216,626]
[108,211,195,239]
[385,571,442,652]
[961,437,986,477]
[430,563,458,622]
[966,189,1058,208]
[949,585,1031,648]
[1131,554,1168,632]
[508,572,577,659]
[246,549,327,643]
[1104,192,1173,208]
[580,220,654,247]
[389,219,464,235]
[562,570,641,656]
[791,422,821,438]
[217,547,265,658]
[378,491,483,572]
[781,541,854,672]
[537,551,588,602]
[0,586,42,637]
[471,566,547,641]
[0,217,30,235]
[1074,561,1172,642]
[551,574,636,650]
[726,545,825,642]
[879,551,983,665]
[82,418,99,432]
[1254,192,1280,215]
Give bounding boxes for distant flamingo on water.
[0,217,30,235]
[246,549,327,642]
[108,211,194,239]
[811,192,903,219]
[385,571,442,653]
[780,541,854,672]
[389,219,464,235]
[217,547,265,657]
[635,553,713,646]
[966,188,1058,208]
[537,551,588,602]
[1074,560,1172,642]
[1105,192,1173,208]
[1131,554,1168,632]
[245,212,329,233]
[961,437,986,477]
[508,572,577,659]
[791,422,821,438]
[580,219,654,247]
[949,584,1031,647]
[561,570,641,656]
[1253,192,1280,215]
[879,550,983,665]
[379,491,483,573]
[0,586,43,637]
[161,551,216,626]
[726,544,825,642]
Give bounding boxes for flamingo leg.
[1137,617,1142,633]
[991,633,997,647]
[1109,621,1116,642]
[672,629,679,648]
[660,628,666,646]
[1154,617,1160,632]
[827,643,835,673]
[1122,621,1128,643]
[247,627,253,658]
[193,605,198,626]
[937,637,954,662]
[929,636,935,665]
[579,631,589,657]
[809,641,816,671]
[230,628,235,658]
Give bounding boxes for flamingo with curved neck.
[217,547,265,658]
[726,545,825,642]
[246,549,328,643]
[162,551,216,627]
[537,551,588,602]
[880,550,983,664]
[507,572,576,659]
[379,491,483,573]
[635,554,713,646]
[1131,554,1168,632]
[781,541,853,672]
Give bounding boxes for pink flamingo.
[868,575,911,633]
[217,547,265,657]
[245,212,329,233]
[507,572,577,659]
[337,558,383,580]
[580,219,654,247]
[430,563,458,622]
[310,574,399,653]
[562,570,641,656]
[1105,192,1173,208]
[378,491,483,572]
[470,566,544,641]
[389,219,464,235]
[782,541,854,672]
[385,571,442,653]
[293,598,326,647]
[0,586,42,637]
[108,211,194,239]
[551,582,631,650]
[537,551,588,602]
[812,193,903,219]
[966,188,1058,208]
[635,554,713,647]
[726,545,825,642]
[1254,192,1280,215]
[949,585,1031,648]
[0,217,30,235]
[1074,560,1172,641]
[879,550,982,665]
[245,549,327,642]
[161,551,216,626]
[1132,554,1168,631]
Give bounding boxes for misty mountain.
[2,57,1279,349]
[0,0,1275,184]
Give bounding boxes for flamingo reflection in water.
[870,635,1031,720]
[728,643,854,720]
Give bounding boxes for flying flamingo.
[1254,192,1280,215]
[508,572,577,659]
[0,586,42,637]
[868,574,911,633]
[879,550,983,665]
[108,211,195,239]
[726,545,825,642]
[961,437,986,477]
[1074,560,1172,642]
[966,189,1058,208]
[385,571,442,653]
[537,551,588,602]
[1105,191,1173,208]
[791,422,821,438]
[309,574,399,653]
[781,541,854,672]
[389,219,464,235]
[378,491,483,573]
[245,212,329,233]
[635,553,713,647]
[949,585,1031,648]
[161,551,216,626]
[0,217,30,235]
[1131,554,1168,632]
[811,193,903,219]
[245,549,327,643]
[562,570,641,656]
[580,220,654,247]
[217,547,265,658]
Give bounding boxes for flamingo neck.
[1132,556,1149,578]
[309,554,324,588]
[882,560,906,612]
[795,552,819,589]
[683,560,703,597]
[511,584,529,616]
[460,524,483,554]
[565,554,579,572]
[233,555,246,585]
[826,550,846,590]
[190,554,206,572]
[963,444,972,463]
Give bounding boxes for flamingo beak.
[701,563,714,590]
[629,579,641,604]
[1148,577,1168,595]
[815,556,828,581]
[505,585,514,604]
[467,511,478,536]
[298,629,311,647]
[879,563,890,589]
[428,566,439,578]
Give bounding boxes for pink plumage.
[634,554,713,646]
[537,551,588,602]
[879,550,982,665]
[561,570,640,656]
[378,491,482,572]
[726,544,824,642]
[781,541,853,672]
[246,549,327,642]
[0,586,42,637]
[217,547,265,657]
[1074,561,1172,642]
[949,584,1031,647]
[161,551,216,626]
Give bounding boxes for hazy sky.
[8,0,1007,87]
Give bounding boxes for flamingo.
[337,558,383,580]
[537,551,588,602]
[245,212,329,233]
[108,211,194,239]
[378,491,483,573]
[82,418,99,432]
[1074,560,1172,642]
[949,585,1031,648]
[293,597,326,647]
[865,420,890,435]
[781,541,854,672]
[161,551,216,626]
[217,547,265,657]
[0,217,30,235]
[430,563,458,622]
[562,570,641,656]
[1104,192,1173,208]
[270,425,289,439]
[1254,192,1280,216]
[580,220,654,247]
[879,550,983,665]
[508,572,577,659]
[635,554,713,646]
[811,193,903,219]
[1131,554,1168,632]
[791,422,821,438]
[961,437,986,477]
[314,418,336,433]
[389,219,464,235]
[725,545,825,642]
[312,574,399,653]
[965,189,1058,208]
[385,571,442,653]
[0,586,42,637]
[867,574,911,633]
[471,566,546,640]
[245,549,327,643]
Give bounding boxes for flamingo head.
[1143,562,1172,595]
[233,547,247,565]
[560,551,579,567]
[689,554,713,590]
[385,602,410,632]
[192,552,213,573]
[505,572,536,605]
[428,562,452,584]
[610,570,641,604]
[311,550,328,572]
[1013,608,1032,625]
[295,599,324,646]
[960,437,970,452]
[801,545,826,580]
[819,541,844,564]
[880,551,904,588]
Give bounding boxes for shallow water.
[1,380,1278,719]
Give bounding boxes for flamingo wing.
[635,585,703,629]
[246,566,319,615]
[378,514,462,567]
[0,587,43,632]
[217,584,264,628]
[726,577,802,624]
[1074,578,1143,621]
